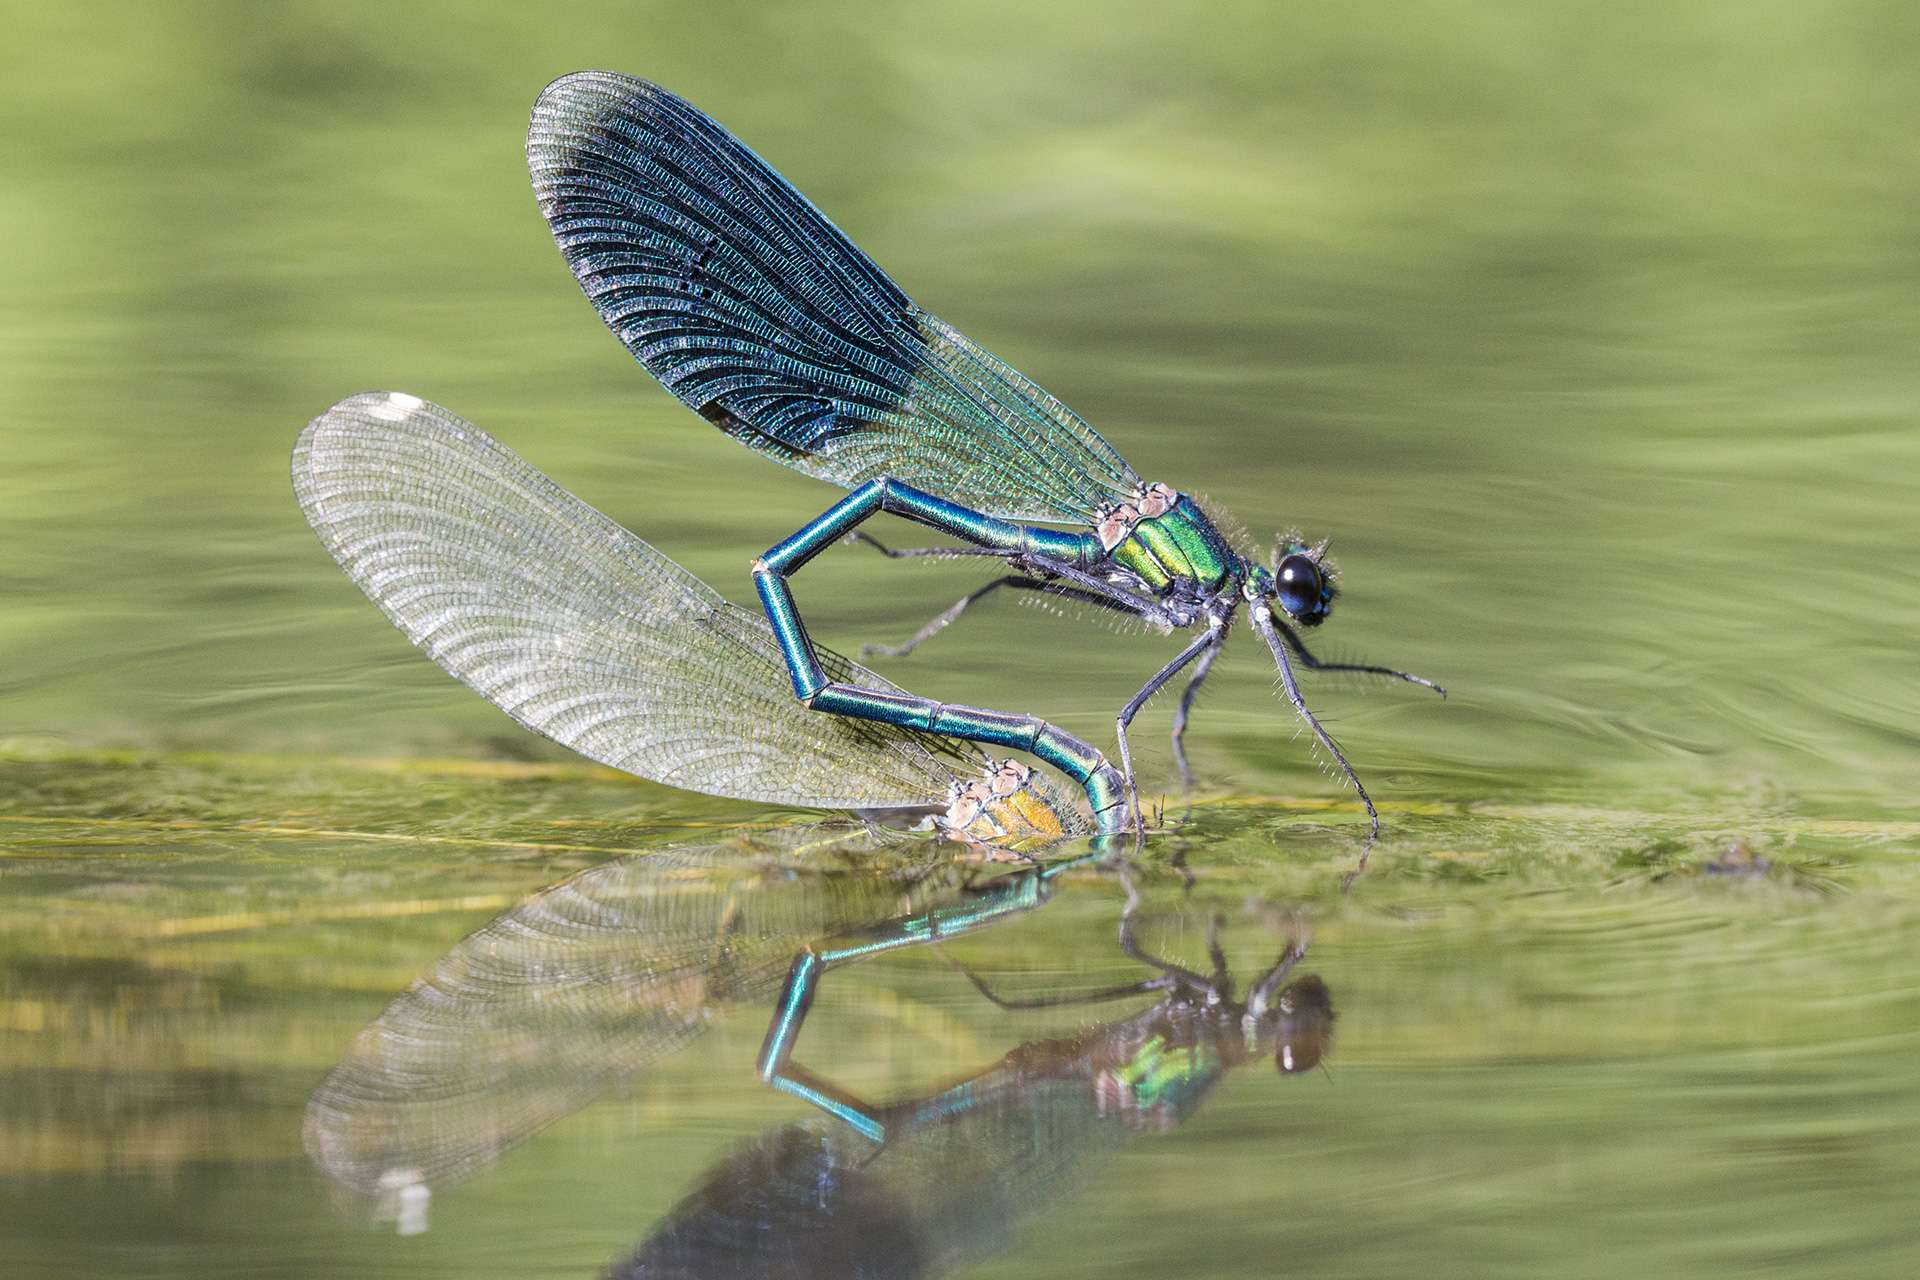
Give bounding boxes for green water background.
[3,2,1918,1276]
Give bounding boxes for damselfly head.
[1263,973,1334,1075]
[1266,537,1338,627]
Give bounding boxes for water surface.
[3,3,1918,1276]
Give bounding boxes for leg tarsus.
[1341,827,1380,893]
[861,575,1022,658]
[1253,607,1381,840]
[1115,869,1214,987]
[1276,618,1445,698]
[954,962,1167,1010]
[1170,632,1227,786]
[1116,628,1219,829]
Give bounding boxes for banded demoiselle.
[291,392,1128,841]
[527,72,1444,835]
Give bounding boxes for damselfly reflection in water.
[303,827,1089,1200]
[626,933,1326,1280]
[303,833,1331,1280]
[292,392,1130,842]
[528,72,1445,832]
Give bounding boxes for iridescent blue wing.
[528,72,1140,527]
[292,392,968,811]
[305,836,952,1196]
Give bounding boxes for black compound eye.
[1272,975,1334,1074]
[1274,554,1323,619]
[1275,1031,1326,1075]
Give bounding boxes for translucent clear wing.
[304,836,953,1196]
[528,72,1141,526]
[292,391,965,810]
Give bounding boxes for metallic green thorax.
[1109,497,1239,594]
[1111,1033,1222,1119]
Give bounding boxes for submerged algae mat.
[2,751,1918,1278]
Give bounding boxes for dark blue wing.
[528,72,1140,527]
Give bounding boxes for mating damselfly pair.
[305,829,1333,1265]
[294,72,1442,846]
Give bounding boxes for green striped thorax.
[1102,1034,1222,1125]
[1097,484,1240,595]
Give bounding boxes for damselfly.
[527,73,1444,834]
[291,392,1128,842]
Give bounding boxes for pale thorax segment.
[939,758,1073,854]
[1094,483,1243,598]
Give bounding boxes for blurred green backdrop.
[6,7,1920,1279]
[3,0,1916,810]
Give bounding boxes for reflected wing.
[617,1079,1120,1279]
[528,72,1140,526]
[293,392,964,809]
[304,838,955,1196]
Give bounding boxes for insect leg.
[846,532,1163,615]
[1205,913,1231,990]
[1114,874,1213,988]
[955,965,1171,1010]
[1274,618,1446,697]
[1008,552,1177,626]
[861,570,1165,660]
[860,575,1026,659]
[1170,630,1228,786]
[1246,937,1311,1017]
[849,531,1173,624]
[1251,605,1380,839]
[1115,626,1220,830]
[851,522,1181,685]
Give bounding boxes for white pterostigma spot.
[369,392,426,422]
